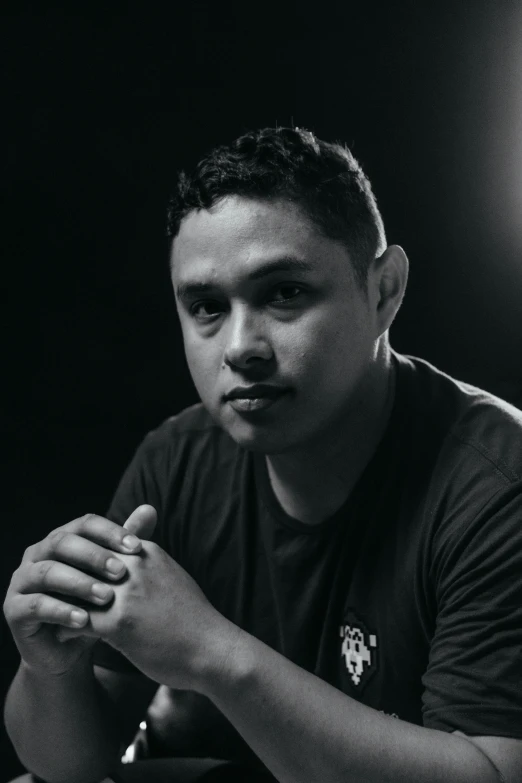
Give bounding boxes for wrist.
[192,616,252,698]
[20,647,94,684]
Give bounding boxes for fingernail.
[92,583,112,599]
[106,557,125,575]
[70,610,87,626]
[122,534,140,550]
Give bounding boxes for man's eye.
[190,301,223,320]
[270,285,303,304]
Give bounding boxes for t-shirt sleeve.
[91,428,170,674]
[422,482,522,737]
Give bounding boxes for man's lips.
[223,384,289,401]
[223,384,290,414]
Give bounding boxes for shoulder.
[395,351,522,487]
[393,354,522,596]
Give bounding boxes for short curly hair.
[166,127,387,288]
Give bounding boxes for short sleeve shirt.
[93,351,522,762]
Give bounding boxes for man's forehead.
[170,196,352,285]
[172,197,314,258]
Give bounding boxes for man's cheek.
[186,350,210,386]
[190,366,221,412]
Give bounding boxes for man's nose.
[222,306,273,369]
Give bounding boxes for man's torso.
[95,352,522,763]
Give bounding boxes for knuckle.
[28,594,43,616]
[2,594,13,621]
[3,603,18,626]
[6,567,25,600]
[47,528,66,550]
[86,545,104,569]
[37,560,55,587]
[71,572,87,592]
[62,515,87,533]
[9,564,23,587]
[55,603,70,622]
[10,567,23,589]
[80,513,95,528]
[23,543,37,560]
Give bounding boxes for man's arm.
[4,655,124,783]
[3,507,159,783]
[200,629,519,783]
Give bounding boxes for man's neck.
[265,347,396,526]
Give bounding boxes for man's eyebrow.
[176,256,314,300]
[247,255,315,280]
[176,281,215,300]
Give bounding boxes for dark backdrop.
[3,3,522,779]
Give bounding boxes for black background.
[2,3,522,779]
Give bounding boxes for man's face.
[170,196,379,453]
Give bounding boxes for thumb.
[123,504,158,541]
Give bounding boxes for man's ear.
[369,245,409,336]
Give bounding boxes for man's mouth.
[223,384,290,414]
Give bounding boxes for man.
[4,127,522,783]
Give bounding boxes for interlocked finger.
[22,513,142,568]
[13,560,115,607]
[23,530,130,582]
[7,592,90,632]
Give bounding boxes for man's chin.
[218,414,296,454]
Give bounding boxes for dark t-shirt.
[93,351,522,766]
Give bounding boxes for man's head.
[167,127,408,454]
[167,126,387,291]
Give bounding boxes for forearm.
[202,631,502,783]
[4,654,123,783]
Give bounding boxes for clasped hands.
[20,505,237,691]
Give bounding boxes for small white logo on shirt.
[340,623,378,686]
